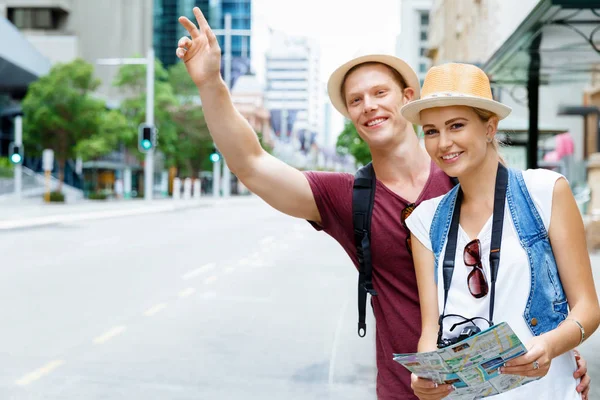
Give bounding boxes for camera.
[437,325,481,349]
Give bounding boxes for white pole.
[144,47,155,201]
[222,13,232,198]
[213,159,221,198]
[14,116,22,199]
[172,177,181,200]
[124,168,132,199]
[160,170,168,197]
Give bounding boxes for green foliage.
[113,58,178,162]
[336,121,372,167]
[74,110,132,161]
[48,191,65,202]
[22,59,103,157]
[113,59,215,177]
[21,58,124,190]
[168,62,198,102]
[0,157,13,177]
[257,131,273,155]
[87,191,108,200]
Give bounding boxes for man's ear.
[402,87,415,105]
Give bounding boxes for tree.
[21,59,118,191]
[74,110,132,161]
[168,62,199,102]
[167,62,215,177]
[336,121,372,167]
[113,57,179,164]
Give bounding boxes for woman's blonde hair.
[472,107,506,165]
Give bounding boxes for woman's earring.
[486,137,493,143]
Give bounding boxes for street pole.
[97,54,155,202]
[221,14,233,198]
[144,47,155,201]
[14,115,22,199]
[213,158,221,197]
[212,15,251,198]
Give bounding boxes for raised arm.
[176,7,320,222]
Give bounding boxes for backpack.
[352,163,377,337]
[352,163,458,337]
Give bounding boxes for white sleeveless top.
[406,168,580,399]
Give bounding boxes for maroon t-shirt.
[304,161,453,399]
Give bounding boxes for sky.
[250,0,400,85]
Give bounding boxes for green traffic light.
[10,153,22,164]
[141,139,152,150]
[210,153,220,163]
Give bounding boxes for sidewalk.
[0,195,257,230]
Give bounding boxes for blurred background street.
[1,0,600,398]
[0,197,378,399]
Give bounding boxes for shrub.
[48,191,65,202]
[88,192,108,200]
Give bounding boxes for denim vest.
[429,168,568,336]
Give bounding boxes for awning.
[0,16,51,96]
[482,0,600,168]
[483,0,600,85]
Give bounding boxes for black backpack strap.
[353,162,378,337]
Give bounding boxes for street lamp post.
[14,115,23,199]
[212,13,251,198]
[97,48,155,201]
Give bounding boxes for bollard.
[172,177,181,200]
[193,179,201,199]
[183,177,192,200]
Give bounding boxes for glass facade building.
[154,0,251,68]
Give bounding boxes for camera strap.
[439,163,508,329]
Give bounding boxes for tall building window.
[7,8,60,30]
[420,12,429,26]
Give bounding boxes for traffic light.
[138,124,156,152]
[8,142,23,165]
[210,147,221,163]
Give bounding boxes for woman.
[401,63,600,399]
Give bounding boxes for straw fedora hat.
[327,51,421,119]
[400,63,511,126]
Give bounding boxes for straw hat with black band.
[327,51,421,119]
[400,63,512,126]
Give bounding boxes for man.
[175,8,590,399]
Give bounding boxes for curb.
[0,201,210,231]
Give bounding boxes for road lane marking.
[238,258,249,266]
[93,326,126,345]
[179,288,196,298]
[204,275,218,284]
[15,360,65,386]
[182,263,216,280]
[0,205,179,230]
[144,303,167,316]
[224,266,235,274]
